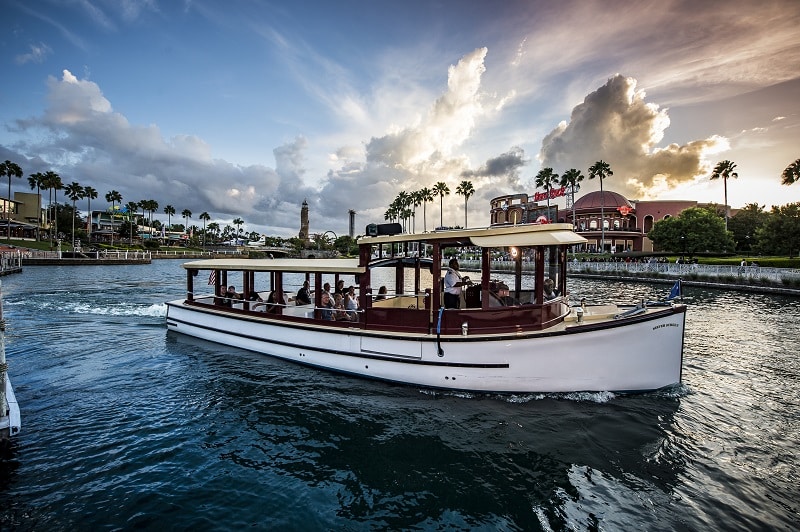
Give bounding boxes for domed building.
[491,189,704,253]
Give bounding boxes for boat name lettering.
[653,323,679,330]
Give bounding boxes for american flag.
[207,270,216,285]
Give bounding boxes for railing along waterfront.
[22,250,153,260]
[456,259,800,283]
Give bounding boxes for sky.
[1,0,799,239]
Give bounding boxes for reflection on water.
[0,261,797,530]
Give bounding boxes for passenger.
[375,285,387,301]
[323,282,332,295]
[443,258,470,309]
[490,282,514,306]
[247,291,266,311]
[335,279,347,296]
[223,285,241,306]
[333,293,349,321]
[344,288,358,321]
[543,278,559,301]
[319,292,334,321]
[265,291,279,313]
[296,280,312,305]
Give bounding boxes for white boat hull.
[166,300,685,394]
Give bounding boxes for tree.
[560,168,585,230]
[534,168,559,220]
[418,187,434,232]
[43,171,63,245]
[126,201,140,244]
[455,180,475,228]
[232,217,243,237]
[105,189,122,245]
[710,160,738,231]
[782,159,800,186]
[433,181,450,228]
[588,160,613,252]
[27,171,47,241]
[728,203,768,253]
[647,206,734,257]
[64,182,84,245]
[410,190,423,233]
[82,185,97,239]
[199,211,210,248]
[755,203,800,258]
[0,160,23,241]
[182,209,192,234]
[164,205,176,231]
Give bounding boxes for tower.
[299,199,309,242]
[348,209,356,238]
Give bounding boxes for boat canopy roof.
[182,258,364,274]
[360,223,587,247]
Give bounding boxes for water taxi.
[165,222,685,393]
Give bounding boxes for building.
[491,189,718,253]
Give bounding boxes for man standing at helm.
[443,258,470,309]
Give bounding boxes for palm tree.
[455,180,475,228]
[27,171,47,241]
[418,187,434,232]
[396,191,410,232]
[559,168,585,231]
[710,160,738,231]
[232,217,244,239]
[164,205,175,231]
[781,159,800,186]
[105,189,122,245]
[82,185,97,240]
[126,201,139,244]
[182,209,192,235]
[207,222,219,243]
[410,190,423,233]
[433,181,450,228]
[0,160,23,242]
[199,211,210,249]
[588,160,613,252]
[44,171,63,246]
[534,168,559,221]
[64,182,84,247]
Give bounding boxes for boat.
[165,222,686,393]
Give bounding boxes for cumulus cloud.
[14,70,299,233]
[539,74,725,199]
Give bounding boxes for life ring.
[536,215,549,224]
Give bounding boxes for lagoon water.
[0,260,798,530]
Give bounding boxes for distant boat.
[166,223,686,393]
[0,280,20,442]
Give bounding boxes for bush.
[143,240,161,250]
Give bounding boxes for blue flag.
[668,279,681,300]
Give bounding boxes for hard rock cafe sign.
[617,206,633,216]
[533,186,566,203]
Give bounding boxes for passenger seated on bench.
[344,287,358,321]
[320,292,334,321]
[296,280,312,305]
[374,285,387,301]
[223,285,241,306]
[333,293,350,321]
[265,291,281,313]
[544,278,559,301]
[489,282,514,306]
[247,291,265,311]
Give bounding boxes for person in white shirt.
[443,258,470,309]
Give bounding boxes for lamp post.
[680,234,686,264]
